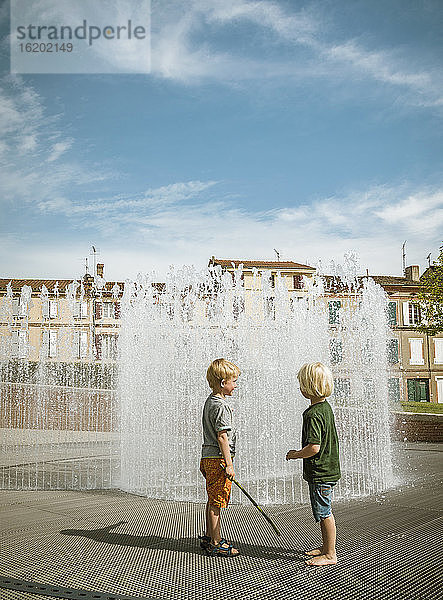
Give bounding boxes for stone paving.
[0,442,442,600]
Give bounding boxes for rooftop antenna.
[84,257,89,275]
[274,249,280,261]
[426,253,431,267]
[402,241,407,273]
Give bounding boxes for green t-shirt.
[302,400,341,483]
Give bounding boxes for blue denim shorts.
[308,482,336,522]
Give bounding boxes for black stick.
[220,464,280,536]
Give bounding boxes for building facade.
[0,263,123,364]
[1,259,442,405]
[210,257,443,406]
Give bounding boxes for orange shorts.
[200,458,233,508]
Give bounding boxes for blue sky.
[1,0,442,280]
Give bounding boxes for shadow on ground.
[60,520,306,561]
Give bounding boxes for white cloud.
[47,140,73,162]
[16,180,441,280]
[148,0,443,111]
[0,76,108,204]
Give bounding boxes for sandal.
[205,539,239,557]
[198,535,211,550]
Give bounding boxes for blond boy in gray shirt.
[199,358,240,557]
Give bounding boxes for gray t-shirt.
[201,394,236,458]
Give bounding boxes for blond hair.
[297,362,333,399]
[206,358,240,390]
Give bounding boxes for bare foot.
[305,554,337,566]
[304,548,323,556]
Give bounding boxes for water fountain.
[0,259,395,504]
[118,261,394,504]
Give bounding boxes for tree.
[416,243,443,336]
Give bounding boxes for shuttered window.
[11,330,28,358]
[49,331,57,357]
[49,300,58,319]
[73,331,88,359]
[12,299,27,318]
[42,330,57,357]
[362,339,374,364]
[387,302,397,326]
[74,301,88,319]
[333,378,351,401]
[101,334,118,360]
[388,378,401,402]
[114,302,121,319]
[95,302,103,320]
[409,338,424,365]
[42,300,58,319]
[402,302,409,326]
[363,379,375,401]
[329,339,343,364]
[293,275,304,290]
[387,339,399,364]
[434,339,443,364]
[329,301,341,325]
[94,334,102,360]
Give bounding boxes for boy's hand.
[286,450,300,460]
[225,464,235,480]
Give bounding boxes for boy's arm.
[217,430,235,479]
[286,444,320,460]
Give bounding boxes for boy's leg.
[306,514,337,566]
[305,482,337,564]
[205,501,210,537]
[207,503,221,544]
[207,504,239,555]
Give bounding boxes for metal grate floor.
[1,443,442,600]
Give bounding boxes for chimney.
[96,263,104,278]
[404,265,419,282]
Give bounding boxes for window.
[265,296,275,319]
[363,379,375,401]
[402,302,421,326]
[11,330,28,358]
[73,301,88,319]
[407,379,429,402]
[387,302,397,326]
[233,296,245,320]
[409,338,424,365]
[334,378,351,401]
[42,299,58,319]
[387,339,399,364]
[42,330,57,358]
[434,339,443,364]
[293,275,304,290]
[388,378,401,402]
[362,339,374,364]
[73,331,88,359]
[328,301,341,325]
[101,334,118,360]
[102,302,114,318]
[12,298,27,319]
[329,339,343,364]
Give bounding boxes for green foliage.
[416,243,443,335]
[400,401,443,414]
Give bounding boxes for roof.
[322,274,422,294]
[0,278,125,295]
[371,275,420,287]
[209,258,315,270]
